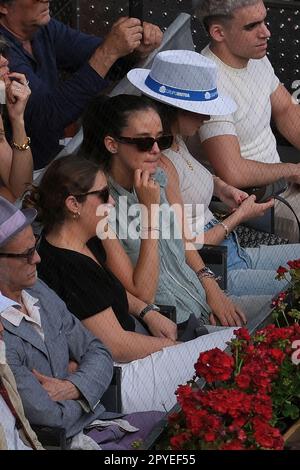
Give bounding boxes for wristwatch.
[138,303,160,320]
[196,266,216,281]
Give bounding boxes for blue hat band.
[145,75,218,102]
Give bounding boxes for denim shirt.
[0,19,108,169]
[109,169,211,324]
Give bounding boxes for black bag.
[177,314,209,342]
[235,225,288,248]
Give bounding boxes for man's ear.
[209,24,226,43]
[0,4,8,16]
[104,136,118,155]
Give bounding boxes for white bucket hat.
[127,49,236,115]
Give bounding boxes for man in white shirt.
[0,320,43,450]
[197,0,300,241]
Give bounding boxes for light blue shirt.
[109,168,211,324]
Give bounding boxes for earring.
[72,211,80,219]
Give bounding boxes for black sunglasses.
[72,186,110,204]
[115,135,174,152]
[0,234,40,264]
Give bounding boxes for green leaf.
[282,403,300,420]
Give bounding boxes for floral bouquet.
[167,324,300,450]
[272,259,300,326]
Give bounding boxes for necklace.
[173,138,194,171]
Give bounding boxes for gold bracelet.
[11,136,31,151]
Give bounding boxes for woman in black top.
[38,236,135,332]
[30,152,177,363]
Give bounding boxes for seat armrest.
[199,244,228,290]
[156,305,177,323]
[31,424,67,450]
[101,366,122,413]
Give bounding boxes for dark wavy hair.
[81,93,159,170]
[23,153,102,234]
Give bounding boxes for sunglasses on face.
[0,234,40,264]
[72,186,110,204]
[115,135,174,152]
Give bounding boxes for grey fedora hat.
[0,197,37,247]
[127,49,237,115]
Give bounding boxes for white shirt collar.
[0,292,19,313]
[0,290,42,331]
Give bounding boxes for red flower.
[235,373,251,390]
[195,348,234,382]
[176,384,194,409]
[277,266,288,276]
[170,432,190,450]
[234,327,251,341]
[252,394,273,421]
[287,259,300,270]
[221,440,246,450]
[187,409,221,440]
[167,318,299,451]
[269,348,285,364]
[252,418,284,450]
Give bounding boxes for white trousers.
[116,327,235,413]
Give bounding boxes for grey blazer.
[2,279,114,438]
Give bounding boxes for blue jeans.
[205,219,300,297]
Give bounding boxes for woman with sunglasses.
[125,50,299,298]
[81,93,274,330]
[0,36,32,201]
[26,153,237,413]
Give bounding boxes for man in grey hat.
[0,196,163,447]
[197,0,300,242]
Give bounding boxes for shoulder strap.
[275,195,300,243]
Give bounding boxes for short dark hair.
[0,0,14,7]
[23,153,102,234]
[197,0,260,34]
[81,94,160,170]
